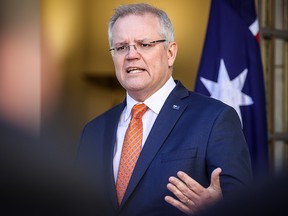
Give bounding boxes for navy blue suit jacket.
[77,81,253,216]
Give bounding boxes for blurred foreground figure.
[0,119,104,215]
[0,1,105,215]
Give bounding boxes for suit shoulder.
[172,81,234,113]
[185,91,241,126]
[189,91,230,109]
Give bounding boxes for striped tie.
[116,103,148,204]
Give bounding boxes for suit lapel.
[120,81,190,207]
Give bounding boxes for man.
[77,3,252,216]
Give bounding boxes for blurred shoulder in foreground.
[0,119,106,216]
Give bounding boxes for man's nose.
[126,44,139,57]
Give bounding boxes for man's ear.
[167,42,178,67]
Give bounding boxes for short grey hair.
[108,3,174,47]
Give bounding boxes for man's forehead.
[113,13,159,27]
[111,14,160,41]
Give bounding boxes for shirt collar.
[124,97,141,121]
[124,76,176,121]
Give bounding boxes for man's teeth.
[127,68,144,73]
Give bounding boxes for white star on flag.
[200,59,254,125]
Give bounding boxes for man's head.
[108,3,178,102]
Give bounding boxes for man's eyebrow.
[114,41,128,45]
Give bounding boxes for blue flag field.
[194,0,269,177]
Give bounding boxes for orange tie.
[116,103,148,204]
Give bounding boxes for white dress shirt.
[113,76,176,181]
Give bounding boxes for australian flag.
[194,0,269,177]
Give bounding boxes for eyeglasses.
[109,39,166,56]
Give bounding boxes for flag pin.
[172,105,180,110]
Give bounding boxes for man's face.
[110,13,177,101]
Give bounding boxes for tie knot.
[131,103,148,119]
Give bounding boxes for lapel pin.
[172,105,180,110]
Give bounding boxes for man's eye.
[116,46,126,51]
[141,43,152,48]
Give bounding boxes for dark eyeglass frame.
[109,39,167,56]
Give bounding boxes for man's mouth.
[126,67,146,74]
